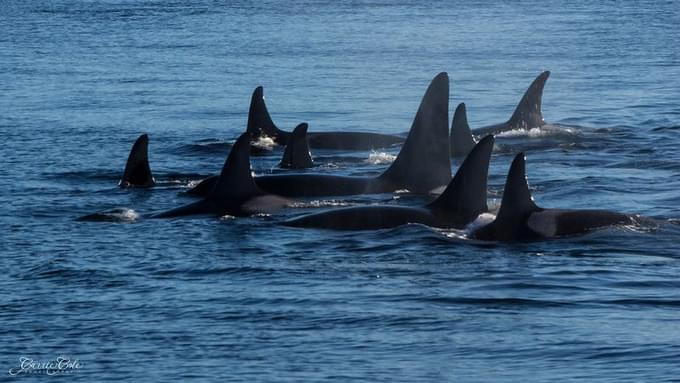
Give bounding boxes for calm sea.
[2,1,680,381]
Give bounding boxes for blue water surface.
[2,1,680,381]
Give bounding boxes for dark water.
[2,1,680,381]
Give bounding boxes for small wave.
[19,264,127,288]
[153,266,275,278]
[603,299,680,308]
[313,155,366,165]
[156,179,191,187]
[48,170,119,182]
[186,179,203,189]
[76,207,139,222]
[424,296,574,308]
[463,213,496,233]
[436,213,495,242]
[497,125,577,138]
[652,125,680,132]
[438,228,469,240]
[174,141,233,155]
[317,162,341,170]
[621,222,657,234]
[365,151,395,165]
[288,200,355,208]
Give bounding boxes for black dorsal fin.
[495,153,540,222]
[210,133,262,200]
[474,153,542,241]
[450,102,477,157]
[119,134,155,188]
[378,72,451,193]
[508,71,550,129]
[280,123,313,169]
[428,135,494,222]
[246,86,290,145]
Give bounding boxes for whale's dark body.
[471,153,635,242]
[190,72,452,198]
[247,86,404,151]
[285,136,495,230]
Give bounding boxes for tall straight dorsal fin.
[246,86,289,144]
[428,135,494,222]
[508,71,550,129]
[450,103,477,157]
[280,123,313,169]
[119,134,155,188]
[210,133,262,200]
[474,153,542,241]
[378,72,451,193]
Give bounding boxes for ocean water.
[2,1,680,381]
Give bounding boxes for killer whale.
[285,135,494,230]
[247,86,405,151]
[450,71,551,157]
[153,133,290,218]
[119,134,155,188]
[189,72,451,198]
[279,123,314,169]
[471,153,635,242]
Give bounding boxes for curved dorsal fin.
[210,133,262,200]
[280,123,313,169]
[450,102,477,157]
[119,134,155,188]
[246,86,289,144]
[508,71,550,129]
[378,72,451,193]
[428,135,494,222]
[496,153,540,221]
[474,153,542,241]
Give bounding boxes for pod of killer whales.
[101,71,652,242]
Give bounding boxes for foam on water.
[365,150,396,165]
[288,200,355,208]
[76,207,139,222]
[185,178,210,189]
[462,212,497,234]
[251,136,276,150]
[496,125,577,138]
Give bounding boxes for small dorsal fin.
[508,71,550,129]
[119,134,155,188]
[474,153,541,241]
[450,103,477,157]
[246,86,289,144]
[378,72,451,193]
[210,133,262,200]
[280,123,313,169]
[428,135,494,222]
[495,153,540,221]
